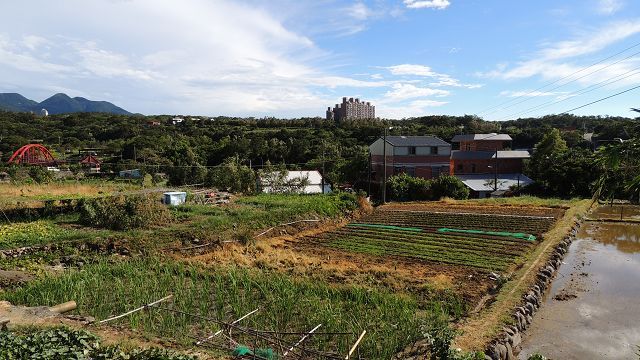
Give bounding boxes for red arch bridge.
[7,144,57,166]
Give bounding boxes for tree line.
[0,110,639,200]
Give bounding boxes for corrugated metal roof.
[384,136,450,147]
[451,133,513,142]
[450,150,530,160]
[456,173,533,192]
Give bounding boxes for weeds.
[78,195,171,230]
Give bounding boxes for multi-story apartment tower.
[326,97,375,122]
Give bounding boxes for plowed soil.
[381,202,566,219]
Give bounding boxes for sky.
[1,0,640,120]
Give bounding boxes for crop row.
[328,228,528,256]
[362,210,555,235]
[307,226,533,271]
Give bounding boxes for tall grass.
[5,257,425,358]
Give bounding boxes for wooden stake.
[283,323,321,357]
[196,308,259,345]
[49,301,77,314]
[345,330,366,359]
[97,295,173,324]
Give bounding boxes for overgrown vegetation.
[5,258,429,359]
[78,194,171,230]
[0,327,195,359]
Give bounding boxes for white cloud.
[348,2,373,21]
[384,83,449,100]
[387,64,439,77]
[0,0,392,116]
[539,20,640,60]
[386,64,482,88]
[483,20,640,86]
[377,98,448,118]
[597,0,624,15]
[404,0,451,10]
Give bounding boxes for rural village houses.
[369,133,533,198]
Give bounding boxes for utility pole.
[494,147,498,192]
[382,127,389,203]
[321,141,326,194]
[367,150,371,198]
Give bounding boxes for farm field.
[0,186,577,359]
[299,205,562,272]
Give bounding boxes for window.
[457,164,463,172]
[432,166,440,178]
[431,146,439,155]
[408,146,416,155]
[407,167,416,177]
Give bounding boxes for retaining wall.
[484,221,582,360]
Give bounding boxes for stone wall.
[484,221,582,360]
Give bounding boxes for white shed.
[163,191,187,205]
[261,170,331,194]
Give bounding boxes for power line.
[484,48,640,118]
[478,39,640,116]
[499,63,640,120]
[559,84,640,115]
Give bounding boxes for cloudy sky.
[1,0,640,119]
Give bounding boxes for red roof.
[80,154,101,165]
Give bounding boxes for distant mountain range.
[0,93,131,115]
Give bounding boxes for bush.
[430,175,469,200]
[388,174,469,201]
[79,194,171,230]
[206,156,256,194]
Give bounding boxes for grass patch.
[0,220,87,249]
[5,257,426,359]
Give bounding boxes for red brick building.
[450,133,532,197]
[369,136,451,183]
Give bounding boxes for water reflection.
[586,222,640,254]
[592,204,640,220]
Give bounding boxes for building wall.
[371,153,451,181]
[451,158,524,175]
[458,140,509,151]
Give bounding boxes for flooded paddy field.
[519,206,640,359]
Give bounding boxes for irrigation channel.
[519,205,640,359]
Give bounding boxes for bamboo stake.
[196,308,259,345]
[283,323,321,357]
[345,330,366,359]
[155,306,343,359]
[97,295,173,324]
[255,219,320,238]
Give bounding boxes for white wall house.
[261,170,331,194]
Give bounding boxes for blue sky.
[1,0,640,119]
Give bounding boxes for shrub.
[430,175,469,200]
[388,174,469,201]
[79,194,171,230]
[388,173,432,201]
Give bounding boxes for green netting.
[347,223,423,232]
[437,228,536,241]
[232,346,277,359]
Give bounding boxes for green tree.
[593,138,640,202]
[206,156,256,194]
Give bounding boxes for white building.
[261,170,331,194]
